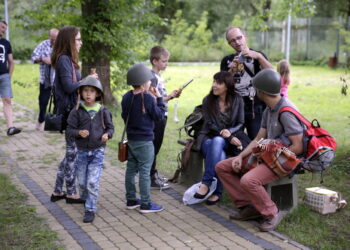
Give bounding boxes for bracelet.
[227,134,234,142]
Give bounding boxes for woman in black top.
[50,26,97,203]
[194,71,250,205]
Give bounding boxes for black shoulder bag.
[44,88,63,132]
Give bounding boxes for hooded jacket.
[66,104,114,150]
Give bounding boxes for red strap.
[279,106,311,128]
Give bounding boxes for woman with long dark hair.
[50,26,97,203]
[194,71,250,205]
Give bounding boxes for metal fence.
[248,17,346,64]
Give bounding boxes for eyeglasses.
[228,35,243,44]
[75,38,82,42]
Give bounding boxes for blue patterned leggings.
[53,133,77,195]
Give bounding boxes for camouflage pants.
[76,147,105,212]
[53,133,77,195]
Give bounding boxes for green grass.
[9,63,350,249]
[12,63,40,113]
[0,173,62,249]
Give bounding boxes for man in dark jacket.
[220,26,272,140]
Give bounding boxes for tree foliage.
[162,10,225,62]
[17,0,161,104]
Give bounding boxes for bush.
[12,46,33,60]
[163,10,228,62]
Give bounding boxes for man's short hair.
[0,20,7,26]
[225,26,246,41]
[150,46,170,64]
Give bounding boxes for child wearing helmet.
[66,76,114,223]
[121,63,166,213]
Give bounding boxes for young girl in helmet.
[66,76,114,223]
[121,63,166,214]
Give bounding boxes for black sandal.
[66,197,86,204]
[193,185,210,199]
[50,192,66,202]
[206,197,220,206]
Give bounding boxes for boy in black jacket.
[67,77,114,223]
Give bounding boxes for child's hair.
[131,85,146,114]
[277,59,290,84]
[149,46,170,65]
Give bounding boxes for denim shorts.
[0,73,12,98]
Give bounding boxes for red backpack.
[279,107,337,173]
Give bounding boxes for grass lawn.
[9,63,350,249]
[0,173,62,249]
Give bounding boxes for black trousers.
[243,97,266,140]
[150,116,168,176]
[38,83,52,123]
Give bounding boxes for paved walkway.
[0,102,309,250]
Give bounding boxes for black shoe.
[126,199,141,210]
[83,211,95,223]
[229,206,262,221]
[66,197,86,204]
[193,185,210,199]
[153,170,169,183]
[151,177,170,190]
[7,127,22,136]
[206,197,220,206]
[50,192,66,202]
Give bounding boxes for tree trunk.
[82,58,115,105]
[81,0,116,105]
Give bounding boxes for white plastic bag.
[182,177,217,205]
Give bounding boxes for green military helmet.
[78,76,104,95]
[252,69,281,96]
[127,63,153,86]
[78,76,103,101]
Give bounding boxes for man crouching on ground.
[216,69,304,232]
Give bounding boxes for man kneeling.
[216,69,304,232]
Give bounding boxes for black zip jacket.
[66,104,114,150]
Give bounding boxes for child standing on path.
[122,63,166,213]
[149,46,181,189]
[66,77,114,223]
[277,59,291,99]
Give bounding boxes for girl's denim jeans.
[125,140,154,205]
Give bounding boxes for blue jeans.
[0,73,12,98]
[76,147,105,212]
[201,136,228,197]
[125,140,154,205]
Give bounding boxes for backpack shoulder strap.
[279,106,311,128]
[243,62,255,78]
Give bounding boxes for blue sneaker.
[126,199,141,209]
[139,202,164,214]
